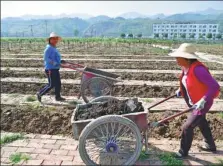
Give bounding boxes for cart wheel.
[81,77,112,103]
[79,115,142,165]
[89,96,119,103]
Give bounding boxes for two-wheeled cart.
[71,95,193,165]
[61,61,122,103]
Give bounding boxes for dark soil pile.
[148,112,223,140]
[74,98,144,120]
[0,105,73,135]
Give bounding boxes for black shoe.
[198,145,216,152]
[174,150,188,159]
[37,93,42,102]
[55,96,66,101]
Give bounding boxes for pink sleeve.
[194,66,220,101]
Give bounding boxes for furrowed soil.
[2,82,223,99]
[148,112,223,140]
[1,105,222,140]
[2,54,173,60]
[2,59,223,70]
[2,70,223,81]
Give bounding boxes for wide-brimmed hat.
[168,43,199,59]
[47,32,62,41]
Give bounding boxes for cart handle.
[149,107,194,127]
[148,94,176,110]
[61,60,85,68]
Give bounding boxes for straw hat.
[47,32,62,41]
[168,43,199,59]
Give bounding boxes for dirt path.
[2,77,223,87]
[2,69,223,81]
[1,93,223,112]
[1,54,173,59]
[1,57,180,62]
[2,59,223,70]
[152,44,223,65]
[2,67,223,74]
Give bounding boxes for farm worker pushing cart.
[169,43,220,158]
[37,32,66,102]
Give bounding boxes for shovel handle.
[158,107,194,124]
[148,94,176,110]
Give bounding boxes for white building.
[153,23,219,40]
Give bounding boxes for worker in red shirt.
[169,43,220,158]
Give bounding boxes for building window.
[203,25,206,28]
[193,25,196,28]
[209,25,212,28]
[213,30,216,32]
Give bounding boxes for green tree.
[181,34,186,39]
[154,33,159,38]
[120,33,126,38]
[206,33,212,40]
[137,33,142,38]
[128,33,133,38]
[163,33,168,39]
[199,34,203,39]
[173,34,177,39]
[216,34,222,40]
[189,33,195,40]
[74,29,79,37]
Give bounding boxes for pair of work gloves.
[175,88,206,111]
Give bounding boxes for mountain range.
[1,8,223,37]
[2,8,223,20]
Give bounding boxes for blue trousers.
[39,69,61,98]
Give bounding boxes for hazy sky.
[1,1,223,18]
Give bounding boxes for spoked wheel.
[81,77,113,103]
[79,115,142,165]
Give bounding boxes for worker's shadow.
[145,142,223,165]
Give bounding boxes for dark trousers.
[39,69,61,98]
[180,112,216,155]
